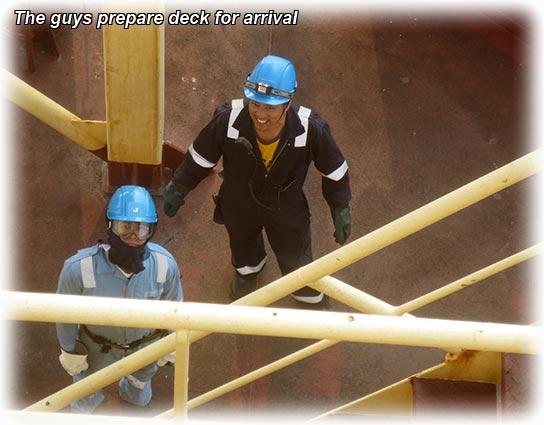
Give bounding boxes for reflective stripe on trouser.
[70,331,158,413]
[222,201,313,277]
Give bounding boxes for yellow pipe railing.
[5,149,540,419]
[153,150,541,414]
[6,292,539,354]
[158,245,537,418]
[4,291,541,416]
[230,149,541,309]
[14,241,537,416]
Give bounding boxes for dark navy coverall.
[172,99,352,277]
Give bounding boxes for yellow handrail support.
[1,69,107,151]
[173,330,190,422]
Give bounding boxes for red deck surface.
[2,6,538,422]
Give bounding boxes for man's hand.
[163,181,189,217]
[58,340,88,376]
[331,205,352,245]
[157,352,176,367]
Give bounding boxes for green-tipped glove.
[331,205,351,245]
[163,181,189,217]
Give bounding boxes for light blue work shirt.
[56,242,183,352]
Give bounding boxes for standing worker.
[56,185,183,413]
[163,55,351,304]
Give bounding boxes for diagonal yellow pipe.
[8,149,541,415]
[1,69,106,151]
[394,244,542,315]
[230,149,542,307]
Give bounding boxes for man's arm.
[164,105,231,217]
[56,260,84,352]
[310,114,353,244]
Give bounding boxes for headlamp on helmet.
[244,81,295,100]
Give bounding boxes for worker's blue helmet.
[106,185,158,223]
[244,55,297,106]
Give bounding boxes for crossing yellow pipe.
[231,149,542,307]
[4,292,540,355]
[160,240,538,419]
[6,149,540,415]
[1,69,106,151]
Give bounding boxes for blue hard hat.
[244,55,297,105]
[106,185,158,223]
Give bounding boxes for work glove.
[163,181,189,217]
[58,340,88,376]
[331,205,351,245]
[157,352,176,367]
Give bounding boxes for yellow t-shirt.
[257,139,280,172]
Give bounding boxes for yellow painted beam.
[103,22,164,164]
[430,350,502,383]
[311,351,501,420]
[333,380,414,417]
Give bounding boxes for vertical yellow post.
[102,9,164,164]
[173,330,190,422]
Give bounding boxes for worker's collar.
[233,101,306,141]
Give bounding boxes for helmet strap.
[279,100,291,120]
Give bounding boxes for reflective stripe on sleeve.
[188,144,216,169]
[80,256,97,289]
[322,160,348,181]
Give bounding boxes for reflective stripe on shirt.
[79,248,170,287]
[81,256,96,289]
[227,100,311,148]
[227,98,245,139]
[155,252,168,283]
[294,106,311,147]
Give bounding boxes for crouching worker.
[56,185,183,413]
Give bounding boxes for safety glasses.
[111,220,155,241]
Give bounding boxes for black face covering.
[106,229,150,274]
